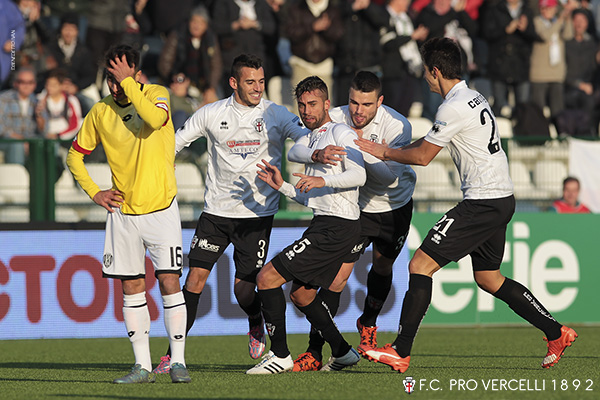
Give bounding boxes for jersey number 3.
[480,109,500,154]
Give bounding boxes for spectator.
[1,0,26,90]
[40,0,90,41]
[335,0,389,106]
[560,8,598,136]
[0,67,46,165]
[168,72,202,131]
[15,0,55,85]
[284,0,344,109]
[529,0,576,125]
[380,0,429,116]
[482,0,538,117]
[212,0,276,97]
[413,0,477,120]
[264,0,287,86]
[86,0,130,71]
[37,68,82,143]
[550,176,591,213]
[158,5,221,103]
[47,12,99,114]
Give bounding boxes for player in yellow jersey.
[66,44,191,384]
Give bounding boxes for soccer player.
[246,75,366,374]
[355,37,577,373]
[66,44,190,384]
[153,54,312,373]
[288,71,416,371]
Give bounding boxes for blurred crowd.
[2,0,600,167]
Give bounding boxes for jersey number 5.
[480,109,499,154]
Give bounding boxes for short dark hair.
[47,68,67,83]
[294,76,328,101]
[350,71,382,97]
[104,44,140,72]
[563,176,580,188]
[420,37,462,80]
[231,54,263,81]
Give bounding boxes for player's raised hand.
[294,173,325,193]
[93,189,124,212]
[107,55,135,84]
[257,159,283,190]
[355,137,388,160]
[312,144,346,165]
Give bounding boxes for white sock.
[163,291,187,366]
[123,292,152,372]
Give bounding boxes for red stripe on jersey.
[72,140,92,155]
[156,102,170,126]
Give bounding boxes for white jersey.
[329,105,415,213]
[176,95,310,218]
[281,121,366,220]
[425,81,514,200]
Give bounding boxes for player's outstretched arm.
[355,137,442,166]
[293,173,325,193]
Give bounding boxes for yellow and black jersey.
[67,77,177,215]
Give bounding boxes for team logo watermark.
[403,377,416,394]
[253,118,265,132]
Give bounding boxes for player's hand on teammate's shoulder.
[107,55,136,84]
[93,189,124,212]
[355,137,388,160]
[257,159,284,190]
[312,145,346,165]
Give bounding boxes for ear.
[324,98,331,111]
[377,95,384,108]
[134,70,142,81]
[229,76,238,91]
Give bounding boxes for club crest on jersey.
[226,139,261,159]
[369,134,378,142]
[308,127,327,148]
[253,117,265,132]
[432,120,446,133]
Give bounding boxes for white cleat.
[246,351,293,375]
[321,347,360,371]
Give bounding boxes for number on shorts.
[480,108,500,154]
[432,214,455,237]
[170,246,183,267]
[257,239,267,259]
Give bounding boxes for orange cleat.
[292,352,323,372]
[358,343,410,373]
[356,318,378,348]
[542,326,577,368]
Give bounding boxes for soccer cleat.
[293,352,323,372]
[542,325,578,368]
[152,355,171,374]
[112,364,156,384]
[169,362,191,383]
[358,343,410,373]
[321,347,360,371]
[356,317,378,348]
[246,351,293,375]
[248,324,267,359]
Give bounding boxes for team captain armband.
[155,102,170,126]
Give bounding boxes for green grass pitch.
[1,326,598,400]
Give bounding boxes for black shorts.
[420,195,515,271]
[271,216,361,289]
[188,213,273,282]
[348,199,413,263]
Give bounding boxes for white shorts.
[102,199,183,279]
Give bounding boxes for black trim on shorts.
[155,269,183,278]
[103,273,146,280]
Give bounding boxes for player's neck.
[439,79,462,99]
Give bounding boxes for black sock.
[258,288,289,358]
[360,269,393,327]
[297,294,350,358]
[392,274,432,357]
[306,289,341,361]
[239,292,263,330]
[167,287,200,357]
[493,278,562,340]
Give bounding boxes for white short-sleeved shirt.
[176,95,310,218]
[281,121,366,220]
[424,81,514,200]
[329,105,416,213]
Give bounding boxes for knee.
[289,290,313,308]
[474,274,504,294]
[185,268,209,292]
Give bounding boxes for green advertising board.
[408,213,598,325]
